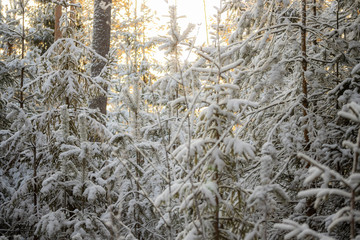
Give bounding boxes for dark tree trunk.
[301,0,309,147]
[90,0,111,114]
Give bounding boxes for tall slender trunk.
[19,0,25,108]
[90,0,111,114]
[301,0,309,146]
[312,0,317,45]
[336,0,340,83]
[214,5,222,239]
[350,187,356,239]
[133,1,143,238]
[55,5,62,40]
[81,146,87,213]
[32,145,38,209]
[33,144,39,240]
[202,0,209,45]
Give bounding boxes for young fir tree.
[1,0,359,239]
[0,0,43,236]
[220,0,360,238]
[32,4,114,236]
[1,1,114,238]
[106,1,172,239]
[154,4,260,239]
[27,0,55,54]
[275,101,360,239]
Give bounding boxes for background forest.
[0,0,360,239]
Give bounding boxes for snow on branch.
[338,102,360,123]
[274,219,335,240]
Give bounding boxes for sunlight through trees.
[0,0,359,239]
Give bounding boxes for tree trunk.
[19,0,25,108]
[301,0,309,147]
[312,0,317,45]
[55,4,62,40]
[336,0,340,84]
[202,0,209,45]
[90,0,111,114]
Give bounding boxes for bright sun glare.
[147,0,220,45]
[1,0,219,45]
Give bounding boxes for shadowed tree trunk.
[301,0,309,147]
[90,0,111,114]
[19,0,25,109]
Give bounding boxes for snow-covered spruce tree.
[275,101,360,239]
[245,142,289,240]
[0,99,59,238]
[273,1,360,237]
[155,4,259,239]
[0,60,14,129]
[31,39,113,239]
[0,38,43,239]
[0,1,18,58]
[273,4,360,235]
[221,0,312,152]
[178,1,299,238]
[0,0,36,109]
[0,1,45,236]
[182,0,360,238]
[0,39,16,130]
[27,0,55,54]
[1,3,114,238]
[155,5,196,114]
[0,30,35,233]
[105,1,173,239]
[295,2,360,235]
[151,4,201,239]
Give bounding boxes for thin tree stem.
[20,0,25,108]
[203,0,209,45]
[301,0,309,146]
[350,188,355,239]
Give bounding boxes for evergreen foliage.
[0,0,359,239]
